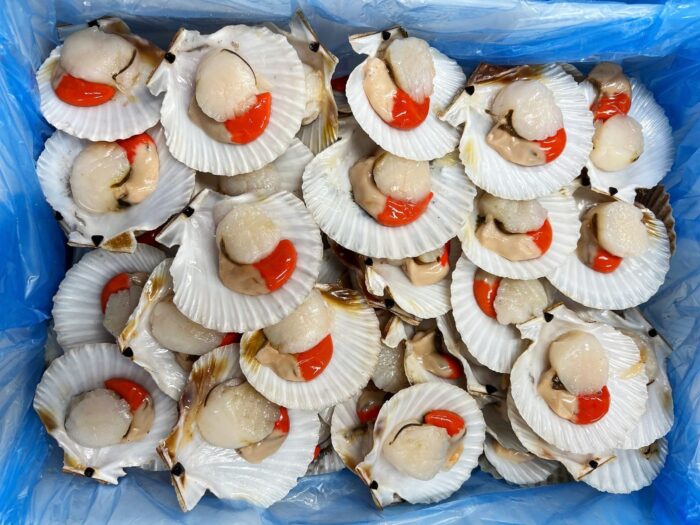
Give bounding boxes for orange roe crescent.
[390,89,430,130]
[377,192,433,227]
[116,133,156,163]
[252,239,297,292]
[473,277,500,319]
[294,334,334,381]
[54,73,116,107]
[104,378,149,412]
[100,273,132,313]
[527,219,553,255]
[574,385,611,425]
[274,406,290,433]
[591,247,623,273]
[423,409,465,437]
[591,93,631,121]
[224,92,272,144]
[536,128,567,163]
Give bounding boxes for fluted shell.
[511,304,648,454]
[33,343,177,484]
[37,40,162,141]
[266,10,339,154]
[303,120,475,259]
[330,393,371,474]
[36,126,195,253]
[581,79,673,202]
[547,202,671,310]
[346,28,465,161]
[307,407,345,476]
[506,392,615,480]
[148,25,305,176]
[53,245,165,350]
[636,184,676,254]
[451,256,527,373]
[156,189,322,332]
[460,187,580,280]
[582,438,668,494]
[158,344,319,511]
[239,284,381,410]
[372,315,411,394]
[441,64,593,200]
[404,320,465,388]
[356,382,485,507]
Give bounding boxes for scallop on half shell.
[355,382,485,508]
[158,344,319,511]
[303,119,475,259]
[155,189,322,332]
[511,304,648,454]
[34,343,177,484]
[36,126,195,253]
[148,25,306,176]
[346,27,465,161]
[441,63,593,200]
[36,18,163,142]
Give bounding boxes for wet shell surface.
[356,382,485,507]
[443,64,594,200]
[511,305,648,454]
[240,284,381,410]
[506,392,615,480]
[53,245,165,350]
[451,256,526,373]
[33,343,177,484]
[582,438,668,494]
[158,345,319,511]
[547,203,671,310]
[461,188,580,280]
[156,189,322,332]
[346,28,465,161]
[303,121,475,259]
[37,45,162,141]
[36,126,195,253]
[148,25,306,175]
[582,79,673,202]
[330,393,371,473]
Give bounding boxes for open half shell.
[158,344,319,511]
[511,304,648,454]
[331,392,375,474]
[303,120,475,259]
[36,126,195,253]
[239,284,381,410]
[356,382,485,507]
[53,245,165,350]
[34,343,177,484]
[346,28,465,161]
[442,64,593,200]
[148,25,305,175]
[156,189,322,332]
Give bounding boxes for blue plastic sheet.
[2,1,700,523]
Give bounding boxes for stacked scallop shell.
[34,11,675,514]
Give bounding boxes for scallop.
[302,63,324,125]
[218,164,279,196]
[384,37,435,103]
[69,142,130,213]
[549,330,609,395]
[215,203,281,264]
[382,423,451,481]
[491,80,563,141]
[594,201,649,257]
[263,288,334,354]
[373,152,431,201]
[196,380,279,449]
[65,388,132,448]
[195,48,258,122]
[590,114,644,172]
[478,193,547,233]
[150,299,225,356]
[493,278,548,325]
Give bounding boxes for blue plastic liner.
[2,1,700,523]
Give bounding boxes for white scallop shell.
[346,29,465,161]
[158,345,319,511]
[330,392,371,474]
[303,121,476,259]
[403,327,465,387]
[307,446,345,476]
[33,343,177,484]
[118,258,199,400]
[451,256,526,373]
[574,309,673,448]
[53,245,165,350]
[442,64,594,200]
[239,284,381,410]
[511,305,648,454]
[156,189,322,332]
[461,188,580,279]
[356,382,485,507]
[506,391,615,480]
[216,139,313,199]
[266,10,339,154]
[37,45,162,141]
[148,25,305,176]
[582,438,668,494]
[36,126,195,253]
[546,205,670,310]
[582,79,673,202]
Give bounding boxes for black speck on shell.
[164,52,176,63]
[91,235,104,247]
[544,312,554,322]
[381,31,391,41]
[309,41,320,53]
[84,467,95,477]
